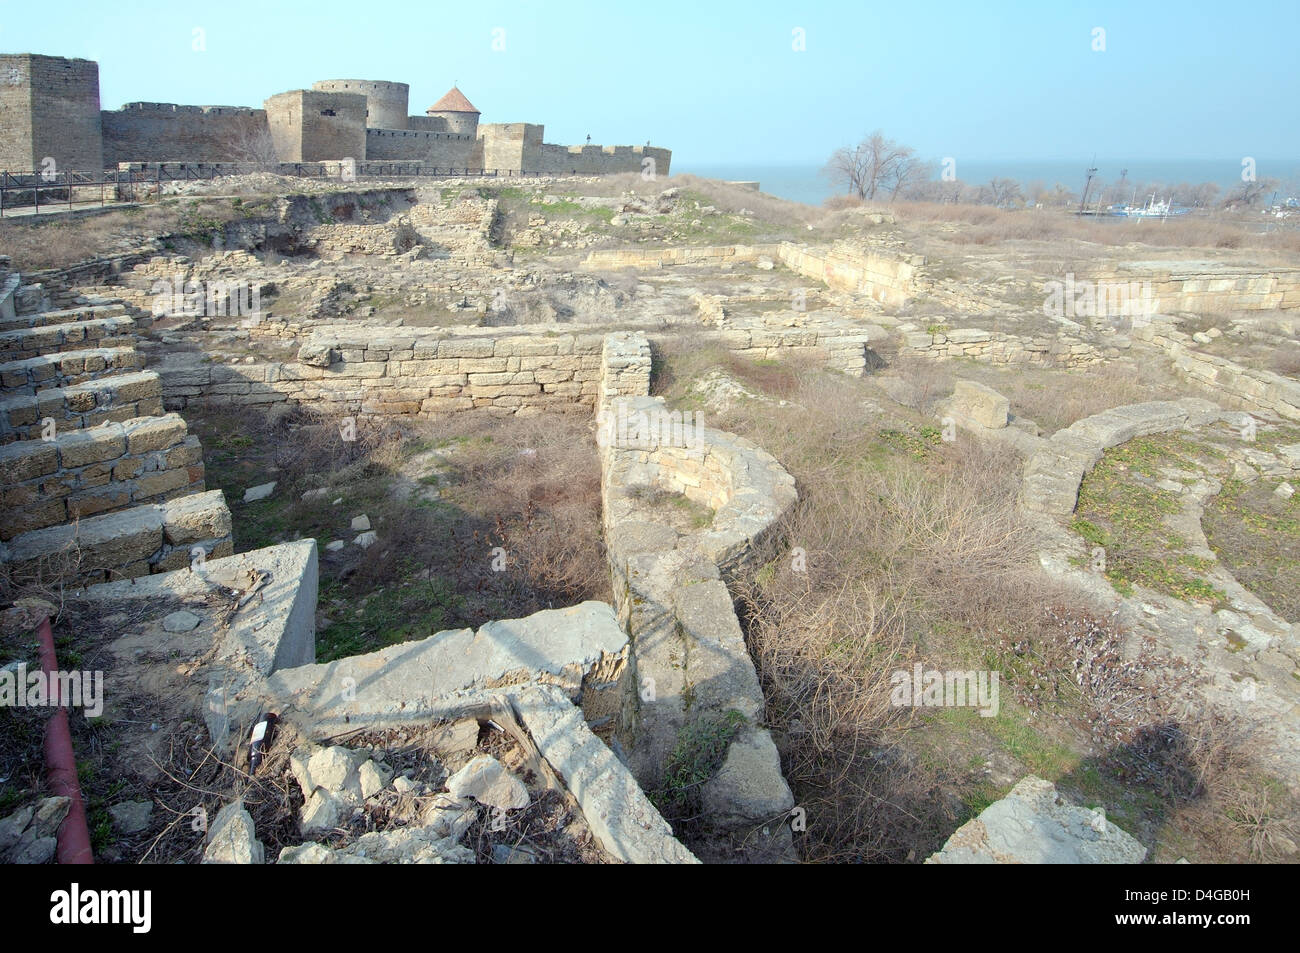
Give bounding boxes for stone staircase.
[0,256,232,586]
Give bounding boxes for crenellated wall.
[102,103,269,165]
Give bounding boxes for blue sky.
[4,0,1296,165]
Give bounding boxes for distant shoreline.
[679,159,1300,207]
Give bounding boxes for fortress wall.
[102,103,270,165]
[407,115,450,132]
[536,143,671,176]
[364,128,476,167]
[0,54,102,171]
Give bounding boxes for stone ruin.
[4,173,1300,865]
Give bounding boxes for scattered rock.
[354,531,378,548]
[492,843,538,864]
[108,801,153,835]
[358,759,393,800]
[161,609,202,633]
[445,755,530,811]
[243,481,277,503]
[351,514,371,531]
[1276,482,1295,500]
[324,540,346,552]
[301,487,330,502]
[926,776,1146,864]
[203,801,265,864]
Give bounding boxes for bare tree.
[823,131,917,201]
[883,154,930,201]
[987,177,1024,208]
[226,123,282,172]
[1224,176,1279,207]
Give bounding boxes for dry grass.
[882,351,1188,433]
[657,350,1296,862]
[892,201,1300,255]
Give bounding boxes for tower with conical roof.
[426,86,480,137]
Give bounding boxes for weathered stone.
[243,481,276,502]
[108,800,153,834]
[951,379,1010,429]
[203,801,264,865]
[445,755,530,811]
[927,777,1146,864]
[161,609,201,633]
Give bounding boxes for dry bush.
[731,375,1043,860]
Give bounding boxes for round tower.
[311,79,409,130]
[426,86,480,137]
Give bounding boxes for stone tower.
[311,79,409,130]
[0,53,103,171]
[425,87,480,137]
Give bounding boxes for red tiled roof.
[427,87,479,114]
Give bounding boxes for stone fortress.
[0,53,672,176]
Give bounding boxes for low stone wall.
[1086,261,1300,313]
[0,487,233,583]
[581,241,923,309]
[776,241,924,309]
[596,333,798,860]
[582,244,768,270]
[901,325,1107,367]
[1133,318,1300,422]
[689,295,884,376]
[1022,398,1221,517]
[162,328,611,416]
[0,413,205,539]
[0,302,126,333]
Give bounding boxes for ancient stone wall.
[102,103,270,165]
[1133,317,1300,421]
[596,333,798,860]
[777,241,923,308]
[0,413,205,539]
[1086,262,1300,313]
[363,128,476,167]
[900,325,1106,367]
[161,329,611,416]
